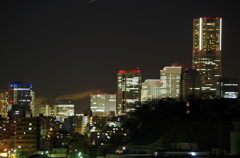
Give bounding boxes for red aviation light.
[205,17,215,20]
[119,70,140,73]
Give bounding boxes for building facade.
[180,69,201,100]
[90,93,116,116]
[117,70,142,115]
[141,79,161,102]
[192,17,222,98]
[53,101,74,120]
[160,66,181,98]
[0,90,8,118]
[220,77,238,99]
[15,117,40,155]
[8,82,34,118]
[32,103,51,117]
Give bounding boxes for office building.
[0,90,8,118]
[141,79,161,102]
[8,82,34,118]
[117,70,142,115]
[220,77,238,99]
[192,17,222,98]
[53,101,74,120]
[15,117,40,155]
[160,66,181,98]
[32,103,51,117]
[64,114,86,135]
[180,69,201,100]
[90,93,116,116]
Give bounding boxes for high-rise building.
[0,90,8,118]
[8,82,34,118]
[192,17,222,98]
[90,93,116,116]
[160,66,181,98]
[180,69,201,100]
[141,79,161,102]
[117,70,142,115]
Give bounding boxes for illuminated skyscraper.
[141,79,161,102]
[192,17,222,98]
[90,93,116,116]
[117,70,142,115]
[8,82,34,117]
[0,90,8,118]
[160,66,181,98]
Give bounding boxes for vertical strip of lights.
[199,17,202,50]
[220,18,222,50]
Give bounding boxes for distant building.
[0,90,8,118]
[180,69,201,100]
[220,77,238,99]
[91,116,107,128]
[117,70,142,115]
[64,114,86,135]
[8,82,34,118]
[32,103,51,117]
[53,101,74,121]
[141,79,161,102]
[192,17,222,98]
[160,66,181,98]
[90,93,116,116]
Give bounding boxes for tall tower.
[160,66,181,98]
[117,70,142,115]
[192,17,222,98]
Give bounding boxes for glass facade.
[160,66,181,98]
[117,70,141,115]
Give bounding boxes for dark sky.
[1,0,240,113]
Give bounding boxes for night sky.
[1,0,240,113]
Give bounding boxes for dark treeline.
[123,98,240,151]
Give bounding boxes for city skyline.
[1,0,240,112]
